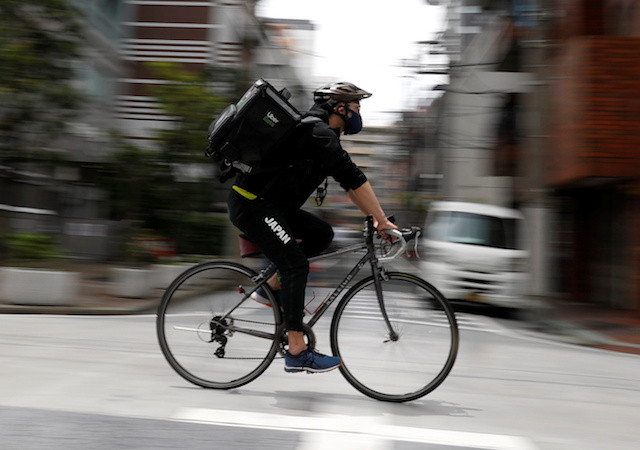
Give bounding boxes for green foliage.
[93,64,248,255]
[93,140,230,256]
[120,228,160,266]
[147,62,252,164]
[95,145,162,222]
[167,213,231,256]
[90,63,248,256]
[0,233,63,262]
[0,0,84,158]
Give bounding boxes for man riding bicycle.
[227,81,397,373]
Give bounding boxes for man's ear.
[335,103,347,116]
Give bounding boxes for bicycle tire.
[157,260,281,389]
[330,272,458,402]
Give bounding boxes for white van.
[420,201,530,308]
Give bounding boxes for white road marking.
[341,291,505,333]
[172,408,537,450]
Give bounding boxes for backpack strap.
[299,115,323,126]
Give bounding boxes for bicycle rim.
[157,260,281,389]
[331,272,459,402]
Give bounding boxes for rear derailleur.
[209,316,233,358]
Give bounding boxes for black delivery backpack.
[206,79,316,182]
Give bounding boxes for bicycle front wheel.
[157,260,281,389]
[330,272,458,402]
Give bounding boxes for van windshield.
[427,211,521,249]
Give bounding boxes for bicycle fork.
[370,260,399,342]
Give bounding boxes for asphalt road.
[0,311,638,449]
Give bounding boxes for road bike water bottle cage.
[206,79,319,182]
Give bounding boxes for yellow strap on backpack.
[232,185,258,200]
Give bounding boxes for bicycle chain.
[230,317,274,326]
[213,355,284,360]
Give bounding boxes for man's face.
[347,101,360,117]
[328,101,363,134]
[333,101,360,117]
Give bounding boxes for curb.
[526,310,640,354]
[519,297,613,346]
[0,299,159,316]
[535,318,616,346]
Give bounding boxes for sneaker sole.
[284,362,342,374]
[249,293,273,308]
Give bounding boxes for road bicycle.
[156,217,459,402]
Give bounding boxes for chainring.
[275,323,316,357]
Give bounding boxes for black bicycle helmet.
[313,81,372,108]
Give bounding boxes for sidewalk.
[0,263,161,316]
[528,296,640,356]
[1,263,640,356]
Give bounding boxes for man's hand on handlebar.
[374,216,398,241]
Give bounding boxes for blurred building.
[259,18,316,109]
[2,0,312,261]
[414,1,531,211]
[1,0,129,259]
[117,0,309,146]
[426,0,487,64]
[419,0,640,313]
[320,128,398,227]
[394,104,444,225]
[55,1,130,259]
[537,0,640,312]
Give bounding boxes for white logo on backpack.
[266,112,279,124]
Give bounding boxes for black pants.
[227,190,334,331]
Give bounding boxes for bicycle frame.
[216,219,408,340]
[215,241,369,326]
[305,241,375,328]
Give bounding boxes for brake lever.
[378,229,406,262]
[412,229,422,259]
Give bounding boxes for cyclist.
[227,81,397,373]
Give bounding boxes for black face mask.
[343,108,363,135]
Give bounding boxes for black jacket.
[235,104,367,210]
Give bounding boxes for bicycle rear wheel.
[157,260,281,389]
[330,272,458,402]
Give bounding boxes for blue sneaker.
[250,286,281,308]
[284,348,342,373]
